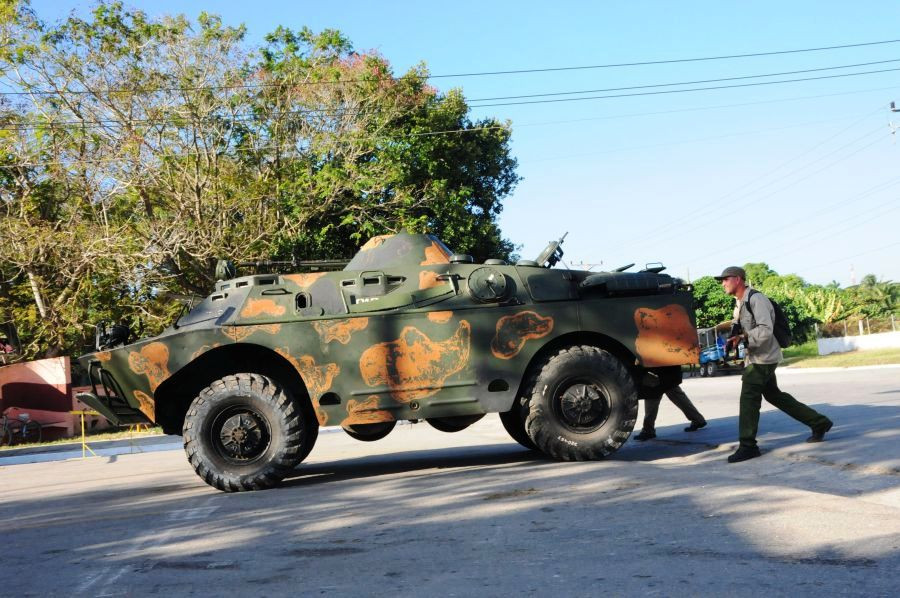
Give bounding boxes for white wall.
[817,331,900,355]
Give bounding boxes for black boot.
[806,420,833,443]
[727,445,761,463]
[634,429,656,441]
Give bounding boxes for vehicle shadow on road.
[283,444,551,487]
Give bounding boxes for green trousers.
[739,363,830,448]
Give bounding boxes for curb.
[779,363,900,373]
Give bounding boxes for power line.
[0,123,513,169]
[433,38,900,78]
[512,84,900,129]
[5,66,900,133]
[3,38,900,97]
[469,58,900,102]
[469,66,900,108]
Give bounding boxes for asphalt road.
[1,366,898,597]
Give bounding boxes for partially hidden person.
[717,266,833,463]
[635,366,707,441]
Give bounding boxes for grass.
[782,346,900,368]
[0,424,165,452]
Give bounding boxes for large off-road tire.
[183,373,316,492]
[524,346,637,461]
[499,401,538,451]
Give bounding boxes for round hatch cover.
[467,267,508,302]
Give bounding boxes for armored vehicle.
[77,233,699,492]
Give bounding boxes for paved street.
[1,367,898,597]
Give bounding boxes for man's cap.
[714,266,746,281]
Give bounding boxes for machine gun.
[215,258,350,280]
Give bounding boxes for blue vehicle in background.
[697,326,744,377]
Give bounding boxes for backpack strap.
[742,288,757,323]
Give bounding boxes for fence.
[816,315,897,338]
[816,318,900,355]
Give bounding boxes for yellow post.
[70,410,99,458]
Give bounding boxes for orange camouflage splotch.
[341,396,396,426]
[633,304,701,366]
[491,311,554,359]
[427,310,453,323]
[133,390,155,421]
[283,272,327,288]
[223,323,282,342]
[275,348,340,397]
[240,298,286,318]
[359,235,391,251]
[311,396,328,426]
[96,351,112,362]
[127,342,171,391]
[419,270,443,290]
[359,320,471,402]
[313,317,369,344]
[190,343,222,360]
[420,241,452,265]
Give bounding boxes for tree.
[0,2,520,359]
[691,276,734,329]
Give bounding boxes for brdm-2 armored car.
[77,233,699,492]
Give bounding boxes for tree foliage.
[0,1,519,358]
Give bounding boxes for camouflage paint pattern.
[633,304,701,366]
[359,320,471,402]
[77,231,699,429]
[491,311,554,359]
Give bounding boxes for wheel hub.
[214,409,270,463]
[558,381,610,431]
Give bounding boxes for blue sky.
[34,1,900,286]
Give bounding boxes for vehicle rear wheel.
[183,373,316,492]
[707,362,718,377]
[699,363,707,377]
[525,346,637,461]
[426,414,485,433]
[342,421,396,442]
[499,400,537,450]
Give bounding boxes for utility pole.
[891,101,900,139]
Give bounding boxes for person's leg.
[738,364,769,448]
[761,369,832,430]
[665,385,705,425]
[636,394,661,440]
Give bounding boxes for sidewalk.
[0,427,343,466]
[0,434,183,466]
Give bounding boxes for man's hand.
[726,335,743,351]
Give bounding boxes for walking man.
[635,366,706,441]
[716,266,833,463]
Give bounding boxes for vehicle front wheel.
[183,373,316,492]
[525,346,637,461]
